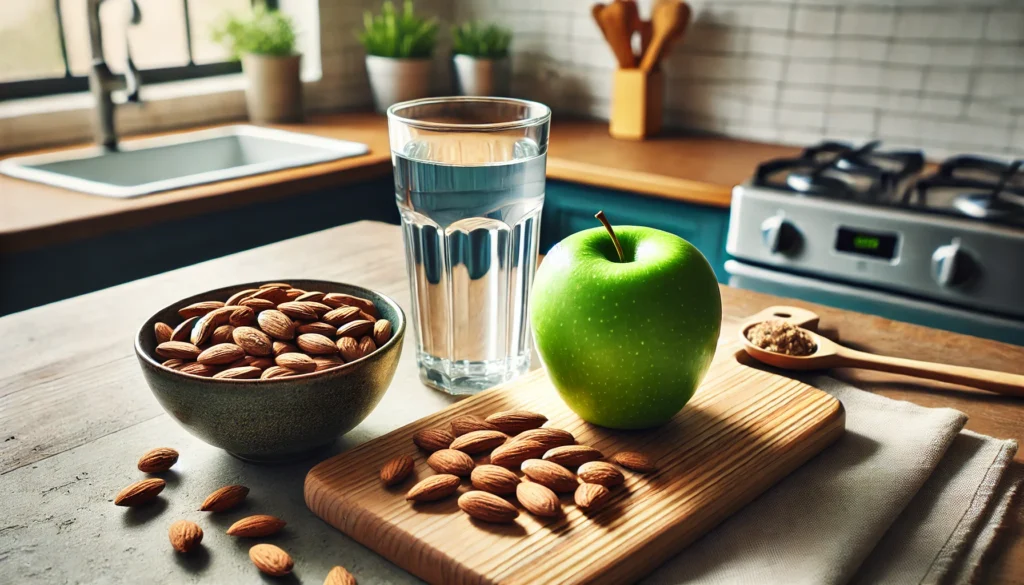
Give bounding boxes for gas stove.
[726,141,1024,344]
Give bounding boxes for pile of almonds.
[380,410,656,524]
[152,283,393,380]
[114,447,357,583]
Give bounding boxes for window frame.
[1,0,277,101]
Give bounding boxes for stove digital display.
[835,227,898,260]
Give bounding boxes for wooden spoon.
[594,1,637,68]
[739,317,1024,397]
[618,0,643,62]
[639,0,692,72]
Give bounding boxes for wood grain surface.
[305,359,845,585]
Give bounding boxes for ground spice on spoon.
[746,320,816,356]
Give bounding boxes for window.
[0,0,276,101]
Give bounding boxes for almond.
[357,335,377,356]
[200,484,249,512]
[229,355,274,369]
[156,341,201,360]
[162,358,186,369]
[225,288,258,306]
[275,352,316,374]
[240,297,275,311]
[337,320,373,338]
[277,301,319,321]
[154,322,173,344]
[406,474,460,502]
[521,459,578,493]
[296,321,337,336]
[450,430,508,454]
[137,447,179,473]
[426,449,475,477]
[470,465,520,495]
[283,288,305,301]
[198,343,245,366]
[261,366,297,379]
[228,305,256,327]
[178,362,220,377]
[458,491,519,524]
[485,411,548,435]
[272,341,297,356]
[358,310,377,323]
[574,482,611,512]
[516,481,561,518]
[170,317,200,342]
[227,514,286,537]
[322,293,376,316]
[232,326,273,356]
[213,366,261,379]
[323,306,361,326]
[372,319,392,345]
[191,307,234,345]
[211,324,235,345]
[510,427,575,450]
[380,455,414,486]
[325,566,357,585]
[259,282,292,290]
[313,356,344,371]
[179,301,224,319]
[543,445,603,468]
[577,461,625,487]
[490,439,548,469]
[450,415,498,436]
[297,333,338,355]
[114,478,166,506]
[168,520,203,553]
[413,428,454,452]
[258,310,295,340]
[610,451,657,473]
[295,290,325,303]
[250,287,288,304]
[249,543,293,577]
[336,337,363,362]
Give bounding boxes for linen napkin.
[643,374,1019,585]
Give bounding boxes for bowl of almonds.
[134,280,405,462]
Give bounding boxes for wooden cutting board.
[305,338,845,584]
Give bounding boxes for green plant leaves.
[358,0,438,59]
[451,21,512,59]
[210,3,297,59]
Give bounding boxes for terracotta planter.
[241,53,303,124]
[452,55,510,97]
[365,56,432,113]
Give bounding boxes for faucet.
[87,0,142,151]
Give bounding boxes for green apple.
[531,215,721,429]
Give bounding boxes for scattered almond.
[574,482,611,512]
[114,478,166,506]
[325,565,358,585]
[170,316,199,342]
[358,310,377,323]
[450,415,498,437]
[510,427,575,450]
[168,520,203,553]
[323,306,361,326]
[516,481,561,518]
[200,484,249,512]
[297,333,338,355]
[427,449,475,477]
[296,321,337,336]
[154,322,173,344]
[521,459,579,493]
[372,319,392,346]
[179,301,224,319]
[213,366,262,379]
[277,301,319,321]
[162,358,185,369]
[225,288,257,306]
[249,543,294,577]
[276,352,316,374]
[337,320,373,339]
[450,430,508,454]
[458,491,519,524]
[239,297,276,312]
[230,355,273,369]
[485,411,548,435]
[250,287,288,304]
[137,447,179,473]
[178,362,220,377]
[227,514,287,537]
[337,337,363,362]
[406,474,461,502]
[312,356,344,371]
[323,293,376,316]
[272,341,298,356]
[156,341,201,360]
[543,445,603,468]
[490,439,548,469]
[191,307,233,345]
[295,291,325,303]
[610,451,657,473]
[380,455,415,486]
[211,324,235,344]
[258,310,295,340]
[261,366,297,379]
[577,461,625,487]
[413,428,455,452]
[357,336,377,356]
[228,305,255,327]
[470,465,520,495]
[198,343,245,365]
[233,326,273,356]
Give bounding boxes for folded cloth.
[643,375,1019,585]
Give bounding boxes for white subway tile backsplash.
[923,70,971,95]
[786,61,833,85]
[777,106,826,129]
[880,66,925,91]
[733,4,792,32]
[830,63,883,88]
[825,110,877,133]
[836,39,889,62]
[895,10,985,41]
[985,10,1024,42]
[837,10,896,38]
[976,45,1023,69]
[793,7,838,35]
[780,87,829,106]
[747,32,790,57]
[789,37,836,60]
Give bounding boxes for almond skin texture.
[227,514,287,537]
[372,319,392,346]
[190,307,233,345]
[168,520,203,553]
[357,335,377,356]
[259,282,292,290]
[380,455,414,486]
[323,306,361,326]
[213,366,262,379]
[272,341,298,356]
[154,322,173,344]
[509,427,575,450]
[155,341,201,360]
[575,482,612,512]
[162,358,185,369]
[137,447,179,473]
[577,461,625,487]
[458,490,519,524]
[211,324,235,345]
[296,321,337,336]
[516,481,561,518]
[325,566,358,585]
[485,411,548,435]
[197,343,245,366]
[257,310,295,340]
[313,356,344,371]
[170,317,199,342]
[337,337,363,362]
[261,366,297,379]
[427,449,475,477]
[240,297,276,312]
[226,288,258,306]
[250,287,288,304]
[249,543,294,577]
[179,300,224,319]
[233,326,273,356]
[450,415,498,437]
[543,445,604,468]
[449,430,509,454]
[297,333,338,355]
[413,428,454,452]
[323,293,376,316]
[406,474,461,502]
[228,305,256,327]
[114,478,166,506]
[470,465,520,495]
[200,484,249,512]
[178,362,220,377]
[277,301,319,321]
[337,320,373,339]
[276,352,316,374]
[490,439,548,469]
[610,451,658,473]
[521,459,579,493]
[295,291,325,303]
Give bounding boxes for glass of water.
[387,97,551,395]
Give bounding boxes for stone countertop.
[1,221,1021,584]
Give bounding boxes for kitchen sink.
[0,125,370,198]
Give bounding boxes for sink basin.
[0,125,370,198]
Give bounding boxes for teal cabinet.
[542,180,731,282]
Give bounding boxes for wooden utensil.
[593,2,637,68]
[740,306,1024,397]
[639,0,692,72]
[619,0,643,62]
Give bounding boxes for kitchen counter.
[0,112,799,253]
[0,221,1021,584]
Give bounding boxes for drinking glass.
[387,97,551,395]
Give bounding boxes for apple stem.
[595,210,625,263]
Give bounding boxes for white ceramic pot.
[365,56,433,113]
[452,55,510,97]
[241,53,303,124]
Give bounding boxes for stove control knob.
[761,216,802,256]
[931,240,976,288]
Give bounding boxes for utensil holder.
[610,69,664,140]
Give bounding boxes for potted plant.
[212,3,302,123]
[451,22,512,97]
[359,1,438,113]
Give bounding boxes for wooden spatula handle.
[836,347,1024,397]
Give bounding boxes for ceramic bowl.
[135,280,405,463]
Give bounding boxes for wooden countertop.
[0,112,798,253]
[0,221,1020,584]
